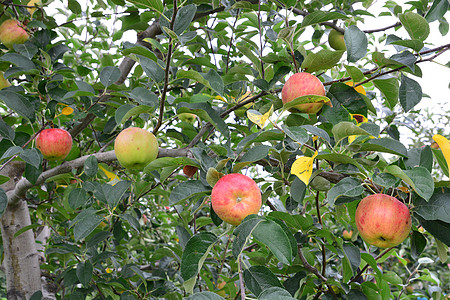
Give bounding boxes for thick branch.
[7,148,190,205]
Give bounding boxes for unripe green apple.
[211,173,262,226]
[36,128,73,161]
[355,194,411,248]
[0,72,10,90]
[178,113,196,124]
[328,29,346,51]
[114,127,158,170]
[0,19,29,49]
[281,72,327,114]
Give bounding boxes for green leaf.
[328,82,367,115]
[344,25,368,62]
[358,138,408,157]
[177,70,212,89]
[237,45,263,78]
[178,102,229,140]
[259,287,296,300]
[414,188,450,222]
[105,180,131,208]
[399,74,422,112]
[115,104,154,124]
[301,49,344,72]
[0,119,15,141]
[13,223,41,238]
[399,12,430,41]
[76,261,93,287]
[203,69,224,96]
[71,208,103,241]
[411,230,427,259]
[244,266,283,297]
[345,65,365,82]
[185,292,225,300]
[181,232,218,294]
[432,148,449,177]
[241,145,271,162]
[436,238,449,263]
[144,157,200,172]
[425,0,449,22]
[252,218,297,265]
[301,125,331,144]
[127,87,158,108]
[281,125,309,145]
[404,167,434,201]
[416,215,450,246]
[373,78,399,109]
[84,155,98,178]
[332,121,370,143]
[361,253,382,280]
[390,39,424,52]
[268,211,313,231]
[125,0,163,12]
[0,91,36,122]
[233,216,264,258]
[68,0,81,13]
[138,55,164,82]
[342,243,360,281]
[1,146,23,161]
[173,4,197,35]
[100,66,120,88]
[19,149,42,169]
[301,11,348,28]
[326,177,364,206]
[290,177,306,204]
[316,153,364,173]
[68,188,90,209]
[169,180,210,205]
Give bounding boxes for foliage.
[0,0,449,299]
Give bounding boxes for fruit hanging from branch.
[211,173,262,226]
[328,29,346,51]
[281,72,331,114]
[355,194,411,248]
[0,19,29,49]
[36,128,73,161]
[114,127,158,170]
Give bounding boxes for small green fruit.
[328,29,346,51]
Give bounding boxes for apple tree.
[0,0,449,299]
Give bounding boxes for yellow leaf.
[99,165,120,185]
[291,151,318,184]
[61,106,74,115]
[247,105,273,128]
[350,113,368,124]
[433,134,450,174]
[106,267,113,273]
[215,95,227,102]
[237,91,252,103]
[27,0,41,16]
[348,135,356,144]
[345,81,366,95]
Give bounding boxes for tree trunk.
[1,200,41,300]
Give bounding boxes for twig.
[153,0,178,134]
[297,245,327,281]
[238,255,246,300]
[347,247,394,284]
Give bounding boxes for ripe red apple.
[36,128,73,161]
[0,72,10,90]
[114,127,158,170]
[355,194,411,248]
[211,173,262,226]
[342,229,353,240]
[281,72,327,114]
[328,29,346,51]
[0,19,29,49]
[183,165,198,178]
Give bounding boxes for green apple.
[114,127,158,170]
[355,194,411,248]
[328,29,346,51]
[178,113,196,124]
[0,19,29,49]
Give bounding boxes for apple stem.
[238,255,246,300]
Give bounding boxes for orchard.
[0,0,449,299]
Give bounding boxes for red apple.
[355,194,411,248]
[342,229,353,240]
[183,165,198,178]
[328,29,346,51]
[281,72,328,113]
[36,128,73,161]
[0,19,29,49]
[211,173,262,226]
[114,127,158,170]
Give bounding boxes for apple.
[281,72,328,114]
[0,72,10,90]
[328,29,346,51]
[36,128,73,161]
[114,127,158,170]
[0,19,29,49]
[355,194,411,248]
[211,173,262,226]
[342,230,353,240]
[183,165,198,178]
[178,113,196,124]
